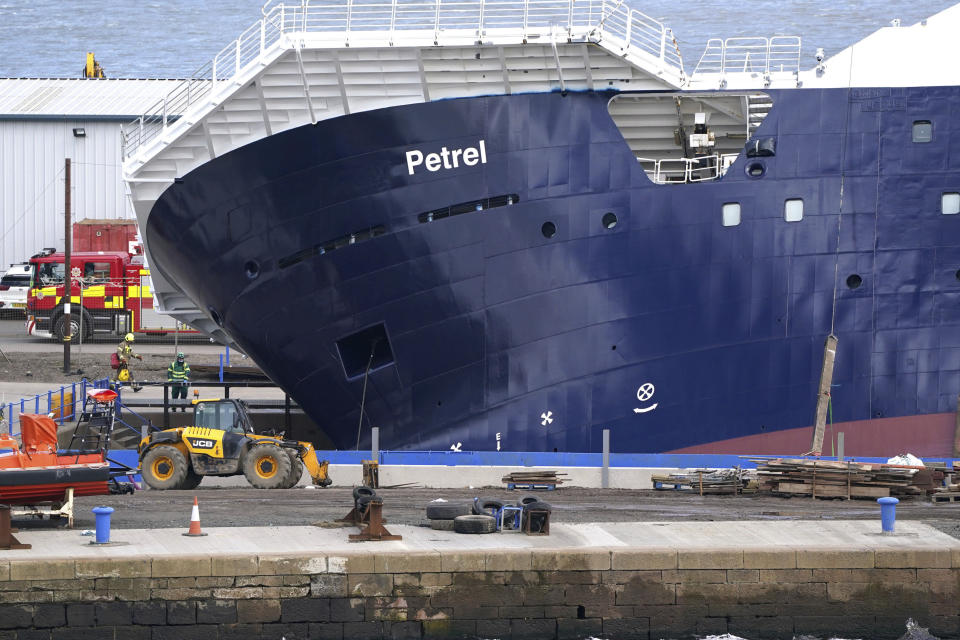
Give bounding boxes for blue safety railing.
[110,387,165,438]
[3,378,111,438]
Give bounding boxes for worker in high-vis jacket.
[167,352,190,411]
[114,332,143,391]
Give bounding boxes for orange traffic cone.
[182,496,208,537]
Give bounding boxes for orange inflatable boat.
[0,413,111,505]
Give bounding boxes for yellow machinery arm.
[297,441,332,486]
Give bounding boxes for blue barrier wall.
[100,449,959,471]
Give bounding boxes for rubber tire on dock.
[425,502,474,520]
[353,486,377,500]
[243,443,292,489]
[280,451,303,489]
[518,495,540,506]
[430,519,456,531]
[472,498,505,516]
[141,445,190,490]
[453,514,497,534]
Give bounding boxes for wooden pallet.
[931,492,960,503]
[506,482,556,491]
[502,471,566,489]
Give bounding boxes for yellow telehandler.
[138,398,331,490]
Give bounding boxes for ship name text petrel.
[405,140,487,175]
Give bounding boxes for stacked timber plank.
[501,470,566,489]
[651,468,751,495]
[749,458,918,499]
[929,463,959,503]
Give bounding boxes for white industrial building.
[0,78,181,268]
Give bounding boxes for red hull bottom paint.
[669,413,958,458]
[0,481,109,505]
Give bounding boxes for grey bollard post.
[371,427,380,463]
[601,429,610,489]
[837,432,845,461]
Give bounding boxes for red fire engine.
[26,248,196,340]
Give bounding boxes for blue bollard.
[877,497,899,533]
[92,506,114,544]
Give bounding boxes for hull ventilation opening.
[336,323,395,380]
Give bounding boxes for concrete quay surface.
[1,520,958,639]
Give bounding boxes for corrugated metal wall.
[0,119,133,269]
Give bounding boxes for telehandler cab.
[138,398,332,490]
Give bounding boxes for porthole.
[244,260,260,280]
[955,269,960,282]
[912,120,932,143]
[541,221,557,238]
[846,274,863,289]
[745,162,766,178]
[602,212,618,229]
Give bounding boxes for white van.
[0,263,32,316]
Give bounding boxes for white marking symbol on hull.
[634,383,658,414]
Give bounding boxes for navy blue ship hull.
[145,88,960,456]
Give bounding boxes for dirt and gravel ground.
[0,351,187,385]
[46,486,959,539]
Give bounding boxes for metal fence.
[693,36,802,76]
[122,0,683,158]
[3,378,111,438]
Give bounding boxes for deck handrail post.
[623,9,631,50]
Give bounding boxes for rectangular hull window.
[722,202,741,227]
[336,323,395,380]
[942,192,960,215]
[784,198,803,222]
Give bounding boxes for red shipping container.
[73,219,138,253]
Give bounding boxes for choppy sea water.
[0,0,956,78]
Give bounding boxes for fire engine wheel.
[53,311,92,342]
[279,450,303,489]
[243,443,292,489]
[142,445,190,490]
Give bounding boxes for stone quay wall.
[0,547,958,639]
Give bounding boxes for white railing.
[637,153,739,184]
[692,36,801,76]
[122,0,685,159]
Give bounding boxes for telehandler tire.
[180,469,203,490]
[142,445,190,490]
[244,443,292,489]
[280,450,303,488]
